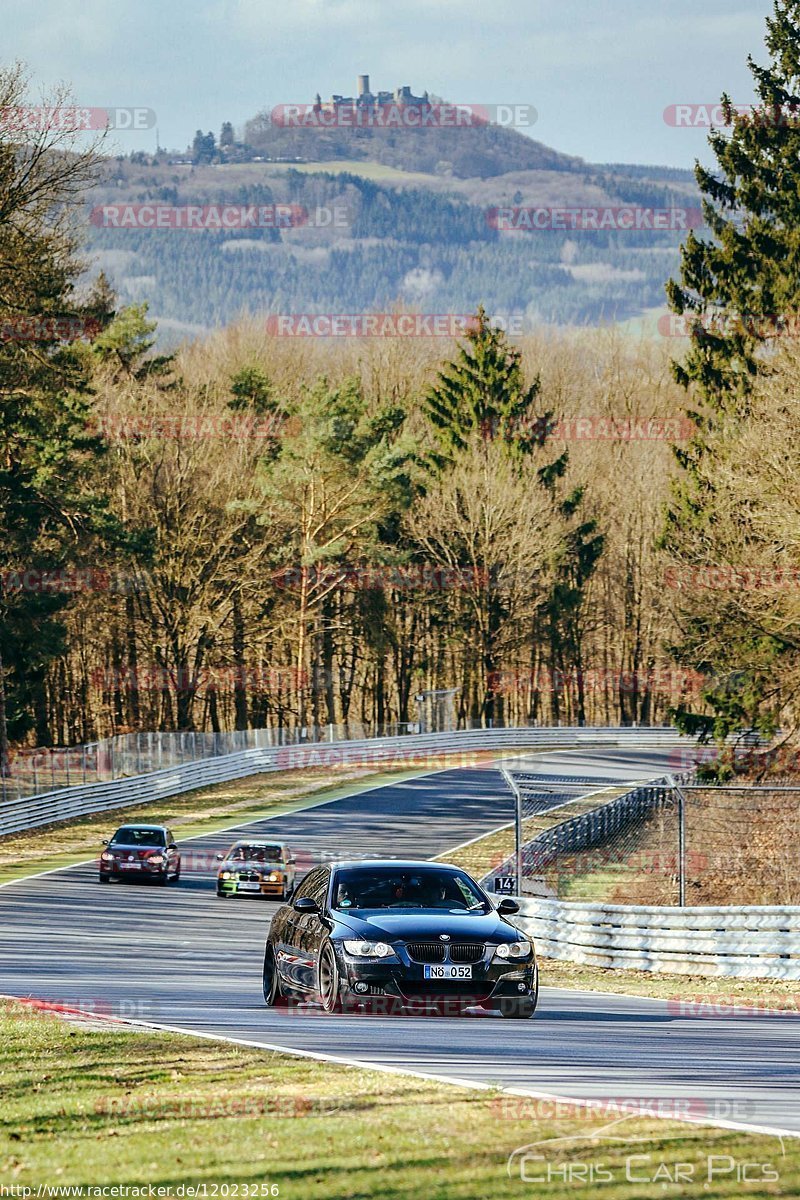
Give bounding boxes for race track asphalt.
[1,744,798,1139]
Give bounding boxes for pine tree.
[666,0,800,421]
[0,67,125,757]
[424,306,560,468]
[664,1,800,744]
[91,302,175,383]
[422,310,602,723]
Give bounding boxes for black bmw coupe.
[262,859,538,1018]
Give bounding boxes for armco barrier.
[0,726,683,837]
[514,897,800,979]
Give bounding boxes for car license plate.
[424,965,472,980]
[120,862,141,870]
[238,881,261,891]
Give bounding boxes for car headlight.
[493,940,533,961]
[267,873,279,882]
[100,852,114,862]
[220,871,231,879]
[148,855,165,865]
[343,940,396,959]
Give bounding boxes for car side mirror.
[215,853,224,861]
[101,839,108,846]
[293,896,320,914]
[498,897,520,915]
[287,856,296,864]
[168,843,177,851]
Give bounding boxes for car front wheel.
[263,943,282,1006]
[317,940,343,1013]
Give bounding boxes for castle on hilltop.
[315,75,430,112]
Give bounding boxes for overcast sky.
[8,0,771,168]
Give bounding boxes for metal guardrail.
[0,726,683,837]
[514,898,800,980]
[7,723,793,977]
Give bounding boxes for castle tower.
[357,74,370,97]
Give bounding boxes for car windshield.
[332,867,488,912]
[111,827,166,847]
[229,844,283,862]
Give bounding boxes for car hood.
[334,908,519,942]
[225,860,282,870]
[109,844,163,856]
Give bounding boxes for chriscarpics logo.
[507,1120,784,1188]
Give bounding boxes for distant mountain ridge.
[89,92,701,342]
[242,112,582,180]
[210,74,580,179]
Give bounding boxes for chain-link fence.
[0,721,420,802]
[2,716,676,805]
[493,767,800,907]
[490,769,675,901]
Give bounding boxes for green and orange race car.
[216,840,296,900]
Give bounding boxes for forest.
[85,159,700,334]
[3,25,800,765]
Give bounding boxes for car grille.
[238,872,261,882]
[405,942,486,964]
[450,943,486,964]
[406,942,447,963]
[397,982,493,1000]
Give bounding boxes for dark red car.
[99,824,181,885]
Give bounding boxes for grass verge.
[539,958,800,1008]
[0,999,796,1196]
